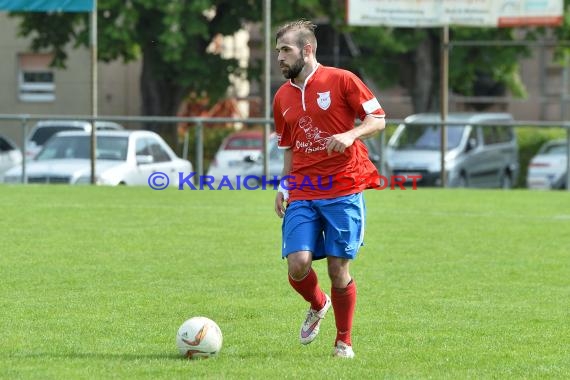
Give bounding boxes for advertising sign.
[347,0,564,27]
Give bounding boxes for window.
[482,126,498,145]
[0,136,16,152]
[18,53,55,102]
[29,126,84,146]
[149,141,171,162]
[136,138,172,163]
[495,126,514,143]
[136,138,153,156]
[395,125,466,151]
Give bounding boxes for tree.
[345,26,531,113]
[344,0,570,113]
[11,0,570,121]
[10,0,262,134]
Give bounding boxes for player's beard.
[281,53,305,79]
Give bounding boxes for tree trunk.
[411,33,439,113]
[140,48,186,147]
[398,31,440,114]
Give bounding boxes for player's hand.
[275,180,289,218]
[275,191,287,218]
[326,132,356,155]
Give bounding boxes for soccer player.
[272,20,386,358]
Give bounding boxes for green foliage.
[553,0,570,60]
[8,1,570,116]
[349,28,429,89]
[449,27,531,97]
[9,0,263,113]
[516,126,567,188]
[339,2,570,110]
[181,126,237,170]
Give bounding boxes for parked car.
[0,134,23,179]
[206,130,265,181]
[526,139,568,190]
[238,134,384,184]
[385,113,519,188]
[2,130,191,186]
[25,120,124,160]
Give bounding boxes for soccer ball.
[176,317,223,359]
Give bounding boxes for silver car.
[527,139,568,190]
[386,113,519,188]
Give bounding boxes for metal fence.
[0,113,569,190]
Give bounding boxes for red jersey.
[273,64,385,201]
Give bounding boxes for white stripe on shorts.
[358,193,365,247]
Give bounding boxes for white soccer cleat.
[332,340,355,359]
[299,294,331,345]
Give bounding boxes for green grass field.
[1,185,569,379]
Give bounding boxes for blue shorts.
[281,193,366,260]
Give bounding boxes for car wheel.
[457,174,468,188]
[500,172,512,189]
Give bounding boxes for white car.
[526,139,568,190]
[0,134,23,179]
[2,130,192,186]
[25,119,124,160]
[206,130,265,182]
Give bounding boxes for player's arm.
[275,148,292,218]
[326,114,385,155]
[351,114,386,140]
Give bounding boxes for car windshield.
[225,135,263,150]
[393,125,465,151]
[30,126,85,145]
[541,143,567,155]
[35,135,129,161]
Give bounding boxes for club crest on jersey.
[317,91,331,110]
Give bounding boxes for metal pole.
[562,52,569,191]
[21,118,28,184]
[194,121,204,186]
[263,0,271,179]
[90,0,98,184]
[566,126,570,191]
[182,128,190,161]
[440,25,449,188]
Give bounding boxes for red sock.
[288,268,326,311]
[331,280,356,346]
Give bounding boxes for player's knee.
[288,263,311,280]
[327,260,349,284]
[287,252,312,280]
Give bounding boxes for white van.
[386,113,519,188]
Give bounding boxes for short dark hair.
[275,19,317,52]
